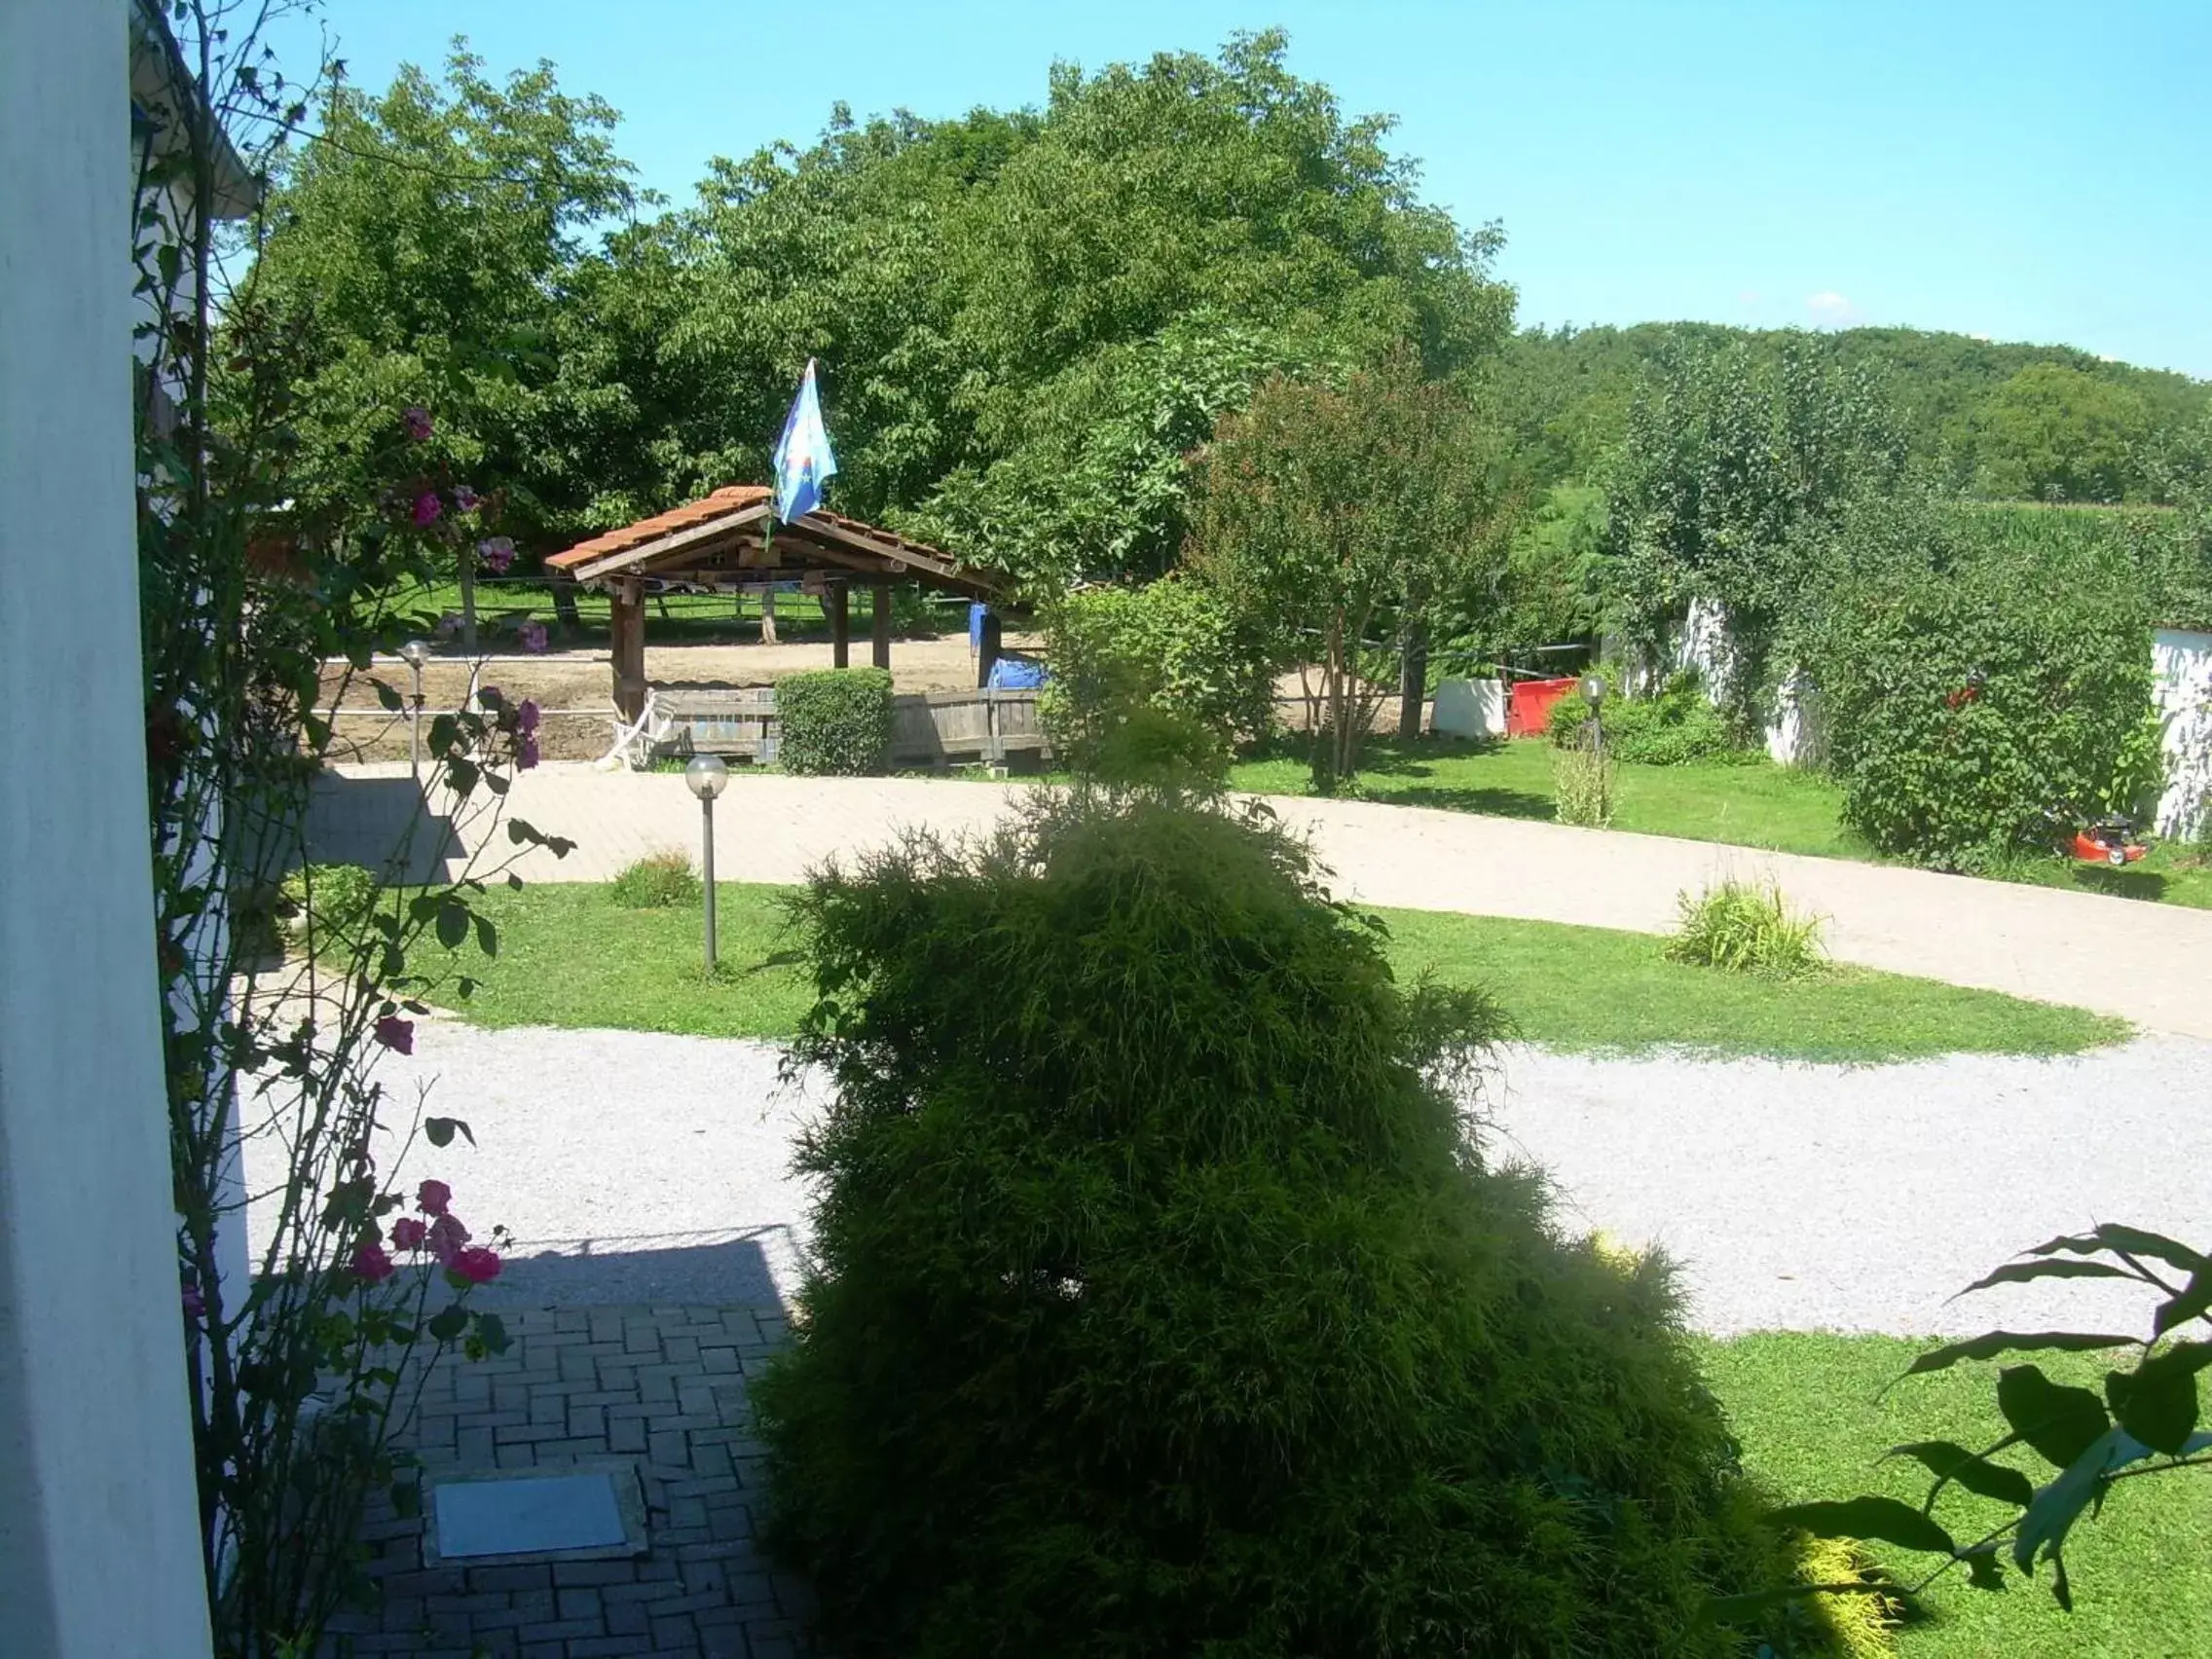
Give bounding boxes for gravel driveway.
[258,1020,2212,1340]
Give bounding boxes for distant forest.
[1491,322,2208,503]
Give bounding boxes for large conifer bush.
[754,789,1802,1656]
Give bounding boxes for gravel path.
[307,765,2212,1037]
[252,1020,2212,1339]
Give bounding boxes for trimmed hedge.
[775,668,894,776]
[754,791,1812,1658]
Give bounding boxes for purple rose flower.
[402,405,433,442]
[454,484,480,513]
[411,492,442,527]
[477,536,515,574]
[517,731,540,770]
[519,620,548,654]
[517,697,541,735]
[373,1014,414,1055]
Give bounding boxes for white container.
[1431,678,1507,739]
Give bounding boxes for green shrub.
[1547,668,1755,765]
[1667,878,1825,977]
[1552,731,1618,826]
[1803,532,2159,870]
[278,862,378,944]
[610,849,700,908]
[1039,576,1275,768]
[754,790,1810,1658]
[775,668,894,775]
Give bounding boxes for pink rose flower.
[373,1014,414,1054]
[402,405,433,442]
[454,484,480,512]
[517,697,541,735]
[412,492,442,527]
[426,1213,471,1266]
[352,1241,396,1284]
[517,731,540,771]
[390,1216,427,1251]
[519,619,548,654]
[450,1247,502,1285]
[477,535,515,574]
[416,1178,452,1217]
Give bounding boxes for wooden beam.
[565,501,772,584]
[609,577,647,721]
[828,583,849,669]
[870,583,893,671]
[794,513,962,580]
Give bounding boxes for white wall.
[2154,628,2212,839]
[0,2,215,1653]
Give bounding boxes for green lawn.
[1705,1333,2212,1658]
[418,881,2123,1063]
[1228,736,2212,910]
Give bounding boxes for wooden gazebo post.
[610,576,646,721]
[827,583,850,669]
[870,582,893,671]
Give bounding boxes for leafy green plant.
[1774,1223,2212,1621]
[610,849,701,908]
[1038,574,1274,765]
[1667,878,1825,977]
[1803,516,2160,871]
[754,788,1817,1657]
[279,862,380,942]
[775,667,894,775]
[1549,669,1756,765]
[1552,728,1618,826]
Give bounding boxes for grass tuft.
[1668,877,1825,977]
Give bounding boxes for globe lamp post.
[399,639,430,777]
[1579,672,1607,758]
[684,755,730,971]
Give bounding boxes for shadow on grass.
[2064,864,2170,903]
[1364,785,1556,822]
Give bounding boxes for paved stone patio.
[329,1304,824,1658]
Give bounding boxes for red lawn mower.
[2071,813,2147,867]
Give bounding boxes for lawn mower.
[2071,813,2147,867]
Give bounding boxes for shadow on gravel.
[474,1226,797,1311]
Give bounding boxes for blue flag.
[772,358,837,522]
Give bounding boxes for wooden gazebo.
[546,485,1001,719]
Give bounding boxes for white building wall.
[2154,628,2212,840]
[0,2,215,1653]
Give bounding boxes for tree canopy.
[250,32,1515,588]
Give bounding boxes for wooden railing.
[655,685,1048,767]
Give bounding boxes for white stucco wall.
[2154,628,2212,840]
[1764,668,1827,769]
[0,2,215,1653]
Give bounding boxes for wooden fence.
[655,686,1048,767]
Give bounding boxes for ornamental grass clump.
[754,787,1817,1657]
[1669,877,1825,978]
[610,848,700,908]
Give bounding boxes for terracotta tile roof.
[544,487,994,595]
[545,485,770,571]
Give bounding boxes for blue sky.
[273,1,2212,377]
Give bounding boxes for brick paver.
[329,1304,823,1658]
